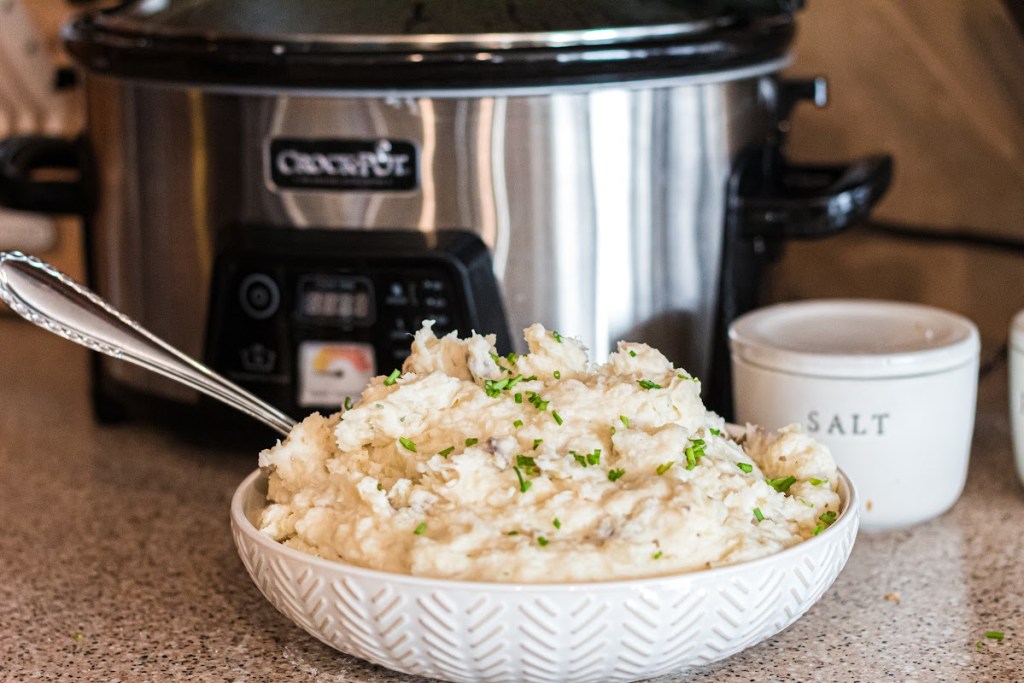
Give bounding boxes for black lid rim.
[63,13,795,89]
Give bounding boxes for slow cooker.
[0,0,890,424]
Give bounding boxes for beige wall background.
[777,0,1024,354]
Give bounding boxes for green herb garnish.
[553,370,561,379]
[619,415,630,427]
[652,550,663,559]
[767,475,797,493]
[516,454,538,475]
[438,446,455,458]
[506,530,519,536]
[629,350,637,358]
[377,482,384,491]
[819,510,837,525]
[465,437,479,447]
[637,379,662,390]
[709,428,721,436]
[737,462,753,473]
[484,377,510,397]
[809,478,828,486]
[513,466,532,493]
[553,518,561,529]
[608,468,626,482]
[656,461,674,475]
[812,524,826,535]
[413,523,427,535]
[552,331,563,343]
[514,392,523,404]
[532,438,543,450]
[398,437,417,452]
[537,536,549,546]
[513,419,524,428]
[753,508,765,522]
[552,410,563,426]
[986,631,1005,640]
[384,369,401,386]
[344,396,354,410]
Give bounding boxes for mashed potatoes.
[258,324,841,583]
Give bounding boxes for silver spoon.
[0,251,296,436]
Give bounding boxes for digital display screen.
[296,275,374,326]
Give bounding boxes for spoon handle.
[0,251,296,436]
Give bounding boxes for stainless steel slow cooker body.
[0,0,891,424]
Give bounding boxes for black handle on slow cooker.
[0,135,88,215]
[737,153,894,239]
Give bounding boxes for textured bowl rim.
[231,466,858,592]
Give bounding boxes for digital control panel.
[205,228,511,418]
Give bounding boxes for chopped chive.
[552,518,561,529]
[800,498,814,508]
[586,449,601,466]
[652,550,663,559]
[809,478,828,486]
[608,468,626,482]
[537,536,549,546]
[516,455,538,473]
[552,331,563,343]
[812,523,826,535]
[709,428,721,436]
[376,482,384,491]
[552,411,563,425]
[678,374,699,382]
[343,396,354,411]
[514,392,523,404]
[506,352,519,365]
[766,475,797,493]
[656,461,674,476]
[573,452,587,467]
[619,415,630,427]
[553,370,561,379]
[384,369,401,386]
[737,462,754,473]
[629,350,637,358]
[753,508,765,522]
[438,446,455,458]
[506,530,519,536]
[637,379,662,390]
[524,375,538,382]
[398,437,417,452]
[413,523,427,535]
[986,631,1005,640]
[513,466,532,493]
[464,437,479,447]
[819,510,838,525]
[532,438,543,450]
[513,419,524,428]
[685,447,698,470]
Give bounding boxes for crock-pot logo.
[269,138,418,192]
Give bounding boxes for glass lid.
[64,0,800,89]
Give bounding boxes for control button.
[239,273,281,320]
[421,278,446,293]
[424,296,448,309]
[385,280,409,306]
[240,343,278,373]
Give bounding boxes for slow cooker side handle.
[737,153,894,239]
[0,135,88,215]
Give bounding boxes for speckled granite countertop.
[2,318,1022,682]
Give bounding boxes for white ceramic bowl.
[230,468,858,682]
